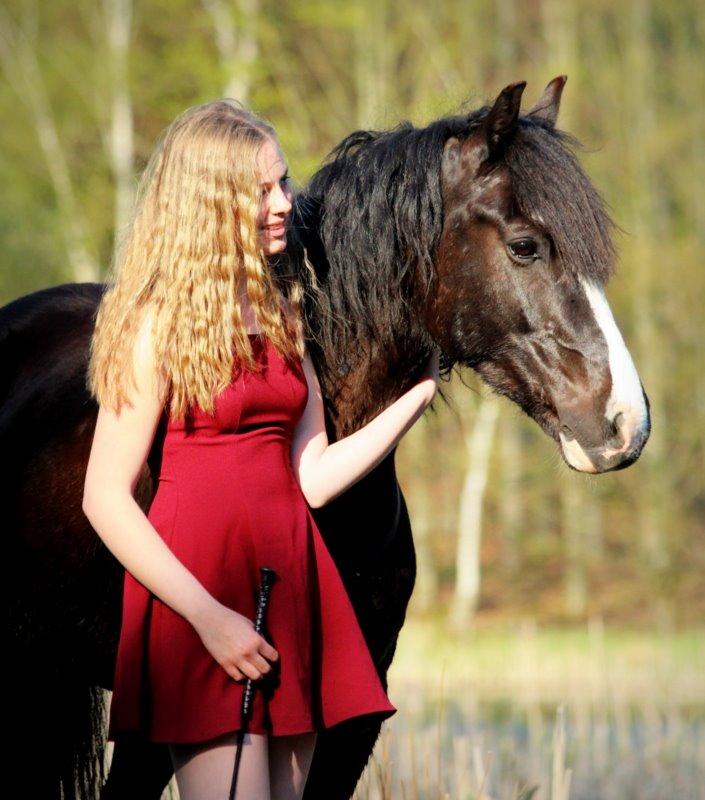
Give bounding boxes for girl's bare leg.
[168,731,270,800]
[268,732,317,800]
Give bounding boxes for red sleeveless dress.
[107,333,396,743]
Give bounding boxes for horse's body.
[3,78,650,799]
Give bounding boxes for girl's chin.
[262,236,287,255]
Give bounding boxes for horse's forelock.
[505,120,618,285]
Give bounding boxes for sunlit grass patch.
[351,620,705,799]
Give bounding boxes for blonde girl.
[83,99,438,800]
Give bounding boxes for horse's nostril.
[606,411,627,449]
[611,411,624,435]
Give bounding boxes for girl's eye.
[261,176,290,196]
[508,238,538,260]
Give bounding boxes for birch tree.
[101,0,134,239]
[0,8,98,281]
[449,392,500,629]
[202,0,259,102]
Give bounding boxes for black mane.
[292,106,617,380]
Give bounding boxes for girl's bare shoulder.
[131,304,169,405]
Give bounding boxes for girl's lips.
[263,224,286,237]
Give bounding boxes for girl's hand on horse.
[194,601,279,683]
[417,348,441,404]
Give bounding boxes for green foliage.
[0,0,702,624]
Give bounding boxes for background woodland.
[1,0,703,632]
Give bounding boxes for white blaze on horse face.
[581,278,648,436]
[558,278,648,471]
[559,435,599,473]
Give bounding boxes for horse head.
[294,76,650,474]
[429,77,649,472]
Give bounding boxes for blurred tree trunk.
[202,0,259,102]
[102,0,134,240]
[498,410,522,575]
[0,10,98,281]
[449,394,500,629]
[560,472,600,618]
[624,0,670,578]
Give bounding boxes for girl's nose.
[271,182,293,215]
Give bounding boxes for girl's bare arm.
[290,350,439,508]
[82,311,277,680]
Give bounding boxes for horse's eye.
[508,238,538,260]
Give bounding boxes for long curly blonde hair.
[87,99,308,420]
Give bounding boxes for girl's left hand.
[416,348,441,404]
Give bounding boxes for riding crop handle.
[229,565,277,800]
[241,566,277,722]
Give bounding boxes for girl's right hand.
[194,601,279,682]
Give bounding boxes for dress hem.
[108,705,397,745]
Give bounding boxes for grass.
[153,619,704,798]
[353,698,704,799]
[349,619,705,800]
[387,617,705,710]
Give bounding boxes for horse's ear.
[483,80,526,158]
[442,134,486,187]
[526,75,567,127]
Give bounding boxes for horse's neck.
[318,345,424,440]
[295,201,427,438]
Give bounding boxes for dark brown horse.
[2,77,649,799]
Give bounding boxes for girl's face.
[256,138,293,256]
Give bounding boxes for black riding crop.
[228,565,277,800]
